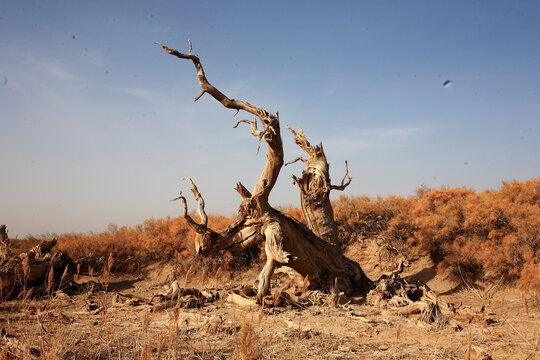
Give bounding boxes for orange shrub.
[52,214,240,274]
[20,178,539,289]
[333,194,417,258]
[332,178,540,289]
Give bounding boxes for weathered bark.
[158,42,370,302]
[285,127,351,244]
[0,238,73,298]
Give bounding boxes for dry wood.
[112,293,148,307]
[0,237,73,299]
[226,293,257,307]
[282,316,312,332]
[285,127,351,243]
[158,41,371,302]
[366,273,495,330]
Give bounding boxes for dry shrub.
[33,212,262,282]
[17,178,539,290]
[334,178,540,290]
[54,216,200,267]
[50,215,239,273]
[333,194,416,263]
[8,237,41,256]
[421,179,540,288]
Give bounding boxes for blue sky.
[1,1,539,237]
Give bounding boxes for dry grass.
[1,279,539,359]
[234,319,259,360]
[3,178,539,358]
[523,293,530,318]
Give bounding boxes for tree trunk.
[285,127,351,244]
[157,42,370,302]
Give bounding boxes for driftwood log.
[157,41,370,303]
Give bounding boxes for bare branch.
[284,157,308,167]
[155,42,265,119]
[331,160,352,191]
[233,119,262,137]
[170,178,210,233]
[0,224,10,263]
[234,118,269,154]
[264,222,294,264]
[235,182,252,199]
[157,41,283,207]
[184,178,208,227]
[286,126,316,157]
[194,90,205,102]
[170,191,204,233]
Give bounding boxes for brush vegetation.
[11,177,539,291]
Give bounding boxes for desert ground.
[1,242,538,360]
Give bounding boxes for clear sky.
[1,1,539,237]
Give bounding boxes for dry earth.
[1,249,539,360]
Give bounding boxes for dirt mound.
[344,235,419,279]
[344,235,459,295]
[144,262,179,285]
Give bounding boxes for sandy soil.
[1,256,539,360]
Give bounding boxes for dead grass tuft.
[523,293,529,317]
[46,266,54,295]
[234,318,259,360]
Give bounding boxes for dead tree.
[157,42,370,302]
[285,128,351,244]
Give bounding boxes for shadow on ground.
[107,278,139,291]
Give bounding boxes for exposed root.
[367,273,495,329]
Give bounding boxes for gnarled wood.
[286,127,351,244]
[159,41,370,302]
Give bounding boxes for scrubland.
[2,178,539,359]
[38,177,540,292]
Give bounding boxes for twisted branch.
[170,178,208,233]
[157,41,283,204]
[170,192,204,234]
[155,41,266,119]
[234,118,266,153]
[331,160,352,191]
